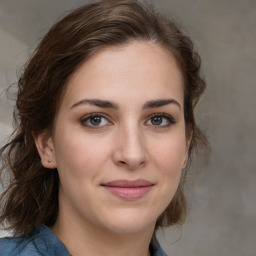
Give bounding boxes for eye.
[80,114,112,129]
[145,113,176,127]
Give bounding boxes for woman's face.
[41,41,189,235]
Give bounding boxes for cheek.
[150,135,186,172]
[53,136,106,206]
[149,132,186,195]
[53,129,111,180]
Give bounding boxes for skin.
[34,41,190,256]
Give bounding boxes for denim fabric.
[0,225,167,256]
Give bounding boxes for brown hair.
[0,0,208,237]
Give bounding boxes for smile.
[101,179,154,200]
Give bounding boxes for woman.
[0,0,208,255]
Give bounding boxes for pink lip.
[102,179,154,200]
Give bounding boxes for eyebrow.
[70,99,118,109]
[70,98,181,110]
[142,99,181,110]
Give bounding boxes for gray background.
[0,0,255,255]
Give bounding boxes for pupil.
[152,116,162,125]
[91,116,101,125]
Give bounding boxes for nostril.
[117,158,146,170]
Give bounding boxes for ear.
[182,154,189,169]
[183,127,193,169]
[32,131,56,169]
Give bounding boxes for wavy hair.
[0,0,208,237]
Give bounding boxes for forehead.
[61,41,184,109]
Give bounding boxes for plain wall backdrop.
[0,0,255,255]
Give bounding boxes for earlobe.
[32,131,56,169]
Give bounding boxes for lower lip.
[103,186,153,200]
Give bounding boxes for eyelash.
[80,113,176,130]
[145,113,176,127]
[80,113,112,130]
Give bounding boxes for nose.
[112,124,148,170]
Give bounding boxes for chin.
[99,209,156,234]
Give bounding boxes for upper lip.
[102,179,154,188]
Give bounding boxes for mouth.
[101,179,154,200]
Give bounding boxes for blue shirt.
[0,225,167,256]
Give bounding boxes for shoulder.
[150,239,168,256]
[155,245,168,256]
[0,226,71,256]
[0,236,43,256]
